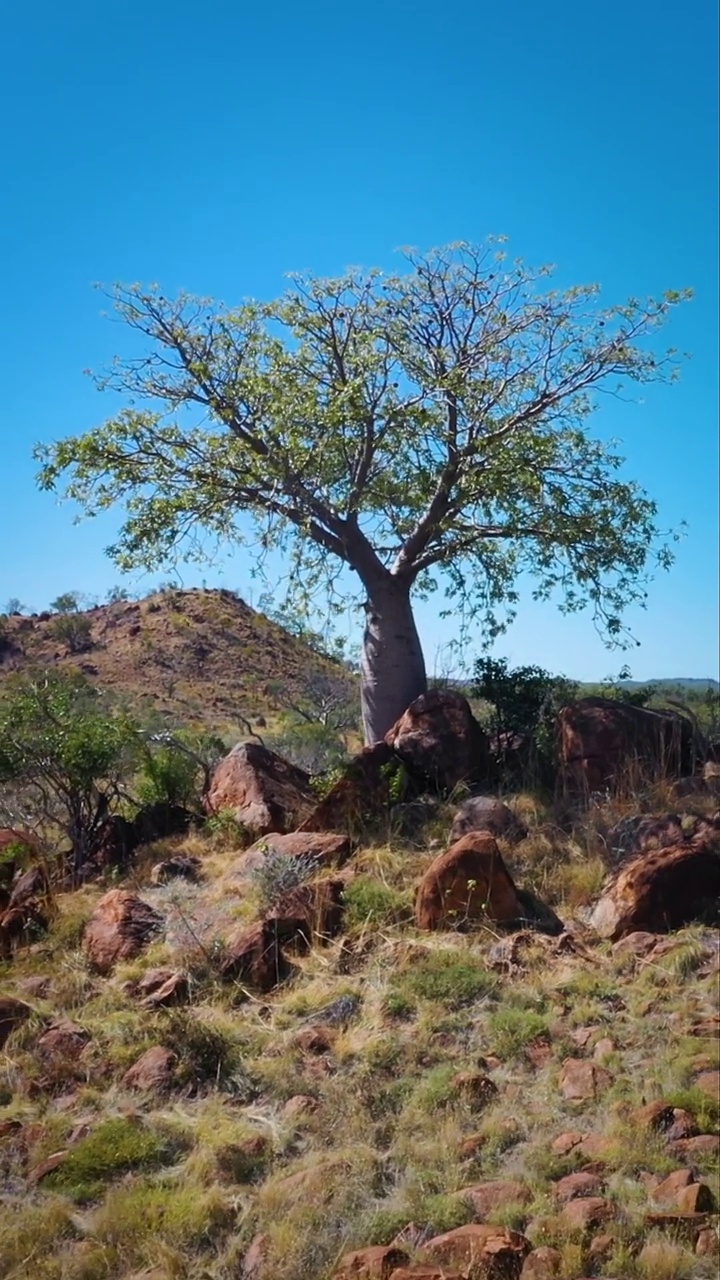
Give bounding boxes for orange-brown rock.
[552,1171,603,1202]
[449,797,527,844]
[264,878,346,950]
[560,1196,614,1230]
[558,1059,612,1102]
[457,1179,530,1218]
[422,1223,531,1275]
[385,689,490,793]
[240,831,352,873]
[138,968,188,1008]
[589,835,720,940]
[333,1245,409,1278]
[219,920,289,991]
[415,833,525,931]
[520,1248,562,1278]
[37,1018,90,1058]
[122,1046,177,1091]
[205,742,314,835]
[450,1072,499,1109]
[298,743,396,834]
[557,697,694,796]
[84,890,163,973]
[388,1270,465,1280]
[0,996,32,1049]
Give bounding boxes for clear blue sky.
[1,0,717,680]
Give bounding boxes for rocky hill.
[0,588,358,736]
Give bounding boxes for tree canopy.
[36,241,689,741]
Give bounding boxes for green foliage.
[49,611,93,653]
[205,807,251,849]
[390,948,498,1009]
[342,876,409,930]
[36,244,688,700]
[0,670,138,873]
[135,729,221,808]
[487,1006,551,1060]
[49,591,82,614]
[473,656,578,779]
[44,1117,172,1201]
[161,1010,257,1097]
[265,715,349,775]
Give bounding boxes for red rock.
[558,1058,612,1101]
[298,743,396,834]
[0,996,31,1049]
[264,878,346,950]
[589,836,720,940]
[456,1180,530,1218]
[38,1018,89,1057]
[560,1196,614,1230]
[238,831,352,875]
[281,1094,318,1120]
[689,1016,720,1037]
[28,1149,69,1183]
[557,697,693,796]
[422,1223,531,1273]
[677,1183,716,1212]
[415,832,526,931]
[672,1134,719,1160]
[385,689,490,793]
[520,1248,562,1278]
[205,742,314,835]
[593,1037,615,1061]
[553,1171,603,1202]
[696,1228,719,1256]
[525,1039,553,1069]
[150,855,202,885]
[293,1026,336,1054]
[551,1130,586,1156]
[334,1246,409,1278]
[139,970,188,1008]
[219,920,289,991]
[450,1072,499,1109]
[122,1046,177,1091]
[388,1270,464,1280]
[645,1210,713,1235]
[84,890,163,973]
[612,930,662,958]
[449,797,527,844]
[694,1070,720,1099]
[241,1232,270,1280]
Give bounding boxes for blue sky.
[1,0,717,680]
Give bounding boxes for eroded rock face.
[84,890,164,973]
[385,689,490,794]
[589,834,720,940]
[422,1223,531,1276]
[298,743,396,834]
[449,797,528,844]
[415,833,526,931]
[205,742,314,835]
[558,697,694,796]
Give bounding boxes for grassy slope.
[0,784,718,1280]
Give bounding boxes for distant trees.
[37,241,688,743]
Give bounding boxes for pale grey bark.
[360,579,427,744]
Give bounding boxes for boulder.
[137,968,188,1008]
[520,1248,563,1278]
[219,920,290,991]
[205,742,314,835]
[560,1196,614,1230]
[606,813,685,865]
[230,831,352,879]
[557,697,694,796]
[457,1179,530,1218]
[422,1223,531,1275]
[385,689,490,793]
[37,1018,90,1058]
[151,855,202,885]
[0,995,32,1049]
[589,835,720,940]
[298,743,396,833]
[558,1059,612,1102]
[415,833,526,931]
[84,890,164,973]
[450,797,528,844]
[123,1045,177,1091]
[334,1246,409,1278]
[265,878,346,950]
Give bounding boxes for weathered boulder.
[415,833,525,931]
[558,1058,612,1102]
[219,920,290,991]
[264,878,346,950]
[84,890,164,973]
[334,1245,409,1278]
[449,796,528,844]
[385,689,490,793]
[422,1223,531,1276]
[123,1045,177,1091]
[230,831,352,879]
[558,697,694,796]
[0,995,32,1049]
[456,1179,530,1219]
[589,835,720,940]
[150,854,202,885]
[605,813,685,865]
[299,743,396,833]
[205,742,314,834]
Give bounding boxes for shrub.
[343,877,410,930]
[49,612,93,653]
[391,948,498,1009]
[250,846,320,910]
[487,1007,551,1061]
[44,1117,172,1201]
[161,1010,256,1097]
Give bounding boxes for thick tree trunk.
[360,578,427,744]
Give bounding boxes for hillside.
[0,588,358,735]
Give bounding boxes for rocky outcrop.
[415,833,526,931]
[84,890,164,973]
[385,689,490,793]
[558,697,694,796]
[589,833,720,940]
[449,796,527,844]
[422,1223,530,1275]
[298,743,396,833]
[205,742,314,835]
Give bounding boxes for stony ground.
[0,786,718,1280]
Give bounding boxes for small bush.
[162,1010,256,1097]
[44,1117,172,1201]
[250,847,320,910]
[487,1007,551,1061]
[49,613,93,653]
[343,877,409,930]
[391,948,498,1009]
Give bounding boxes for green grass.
[389,946,498,1009]
[43,1117,181,1202]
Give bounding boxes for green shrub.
[44,1117,173,1201]
[391,948,498,1009]
[343,877,409,930]
[487,1007,551,1061]
[49,613,93,653]
[162,1010,256,1097]
[250,846,319,910]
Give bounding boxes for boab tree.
[36,242,688,743]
